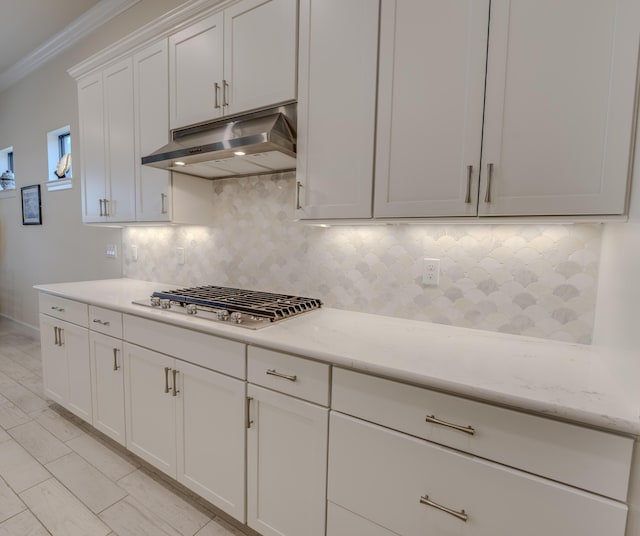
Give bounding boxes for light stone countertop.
[34,278,640,436]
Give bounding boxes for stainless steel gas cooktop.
[133,285,322,329]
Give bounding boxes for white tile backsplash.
[123,173,601,343]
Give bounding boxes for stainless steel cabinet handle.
[54,326,59,346]
[484,163,494,203]
[266,369,297,382]
[296,181,302,210]
[113,348,120,371]
[160,193,167,214]
[223,79,229,107]
[58,328,64,347]
[99,199,104,216]
[92,319,110,326]
[465,165,473,204]
[425,414,475,436]
[104,199,110,217]
[420,495,468,522]
[246,396,254,429]
[51,306,65,312]
[214,82,221,109]
[164,367,170,394]
[172,369,179,396]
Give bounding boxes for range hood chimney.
[142,104,297,180]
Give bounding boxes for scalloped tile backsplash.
[123,173,601,343]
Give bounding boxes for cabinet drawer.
[332,368,632,501]
[89,306,123,338]
[123,314,245,379]
[39,293,88,327]
[248,346,330,405]
[327,501,396,536]
[329,413,628,536]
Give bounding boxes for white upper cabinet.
[296,0,379,219]
[169,0,297,129]
[133,40,171,222]
[480,0,640,216]
[374,0,489,218]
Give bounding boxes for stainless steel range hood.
[142,104,297,180]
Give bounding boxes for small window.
[7,151,13,173]
[47,126,73,191]
[58,133,71,159]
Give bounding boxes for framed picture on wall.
[21,184,42,225]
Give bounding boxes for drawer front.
[39,293,88,327]
[123,314,245,379]
[248,346,330,405]
[327,501,396,536]
[89,306,123,338]
[329,413,628,536]
[332,368,632,501]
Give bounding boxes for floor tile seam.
[98,495,176,536]
[0,506,32,529]
[6,419,74,465]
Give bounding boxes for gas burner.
[133,285,322,330]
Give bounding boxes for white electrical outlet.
[105,244,117,258]
[422,257,440,285]
[131,245,138,262]
[176,247,185,265]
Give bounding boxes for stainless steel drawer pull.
[164,367,170,394]
[99,199,104,216]
[296,181,303,210]
[51,306,65,312]
[92,319,110,326]
[172,369,179,397]
[58,328,64,347]
[214,82,221,109]
[425,414,475,436]
[266,369,297,382]
[223,79,229,107]
[420,495,468,522]
[113,348,120,371]
[465,165,472,204]
[246,396,254,429]
[54,326,60,346]
[484,163,494,203]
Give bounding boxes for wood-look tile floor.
[0,317,247,536]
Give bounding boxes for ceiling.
[0,0,102,76]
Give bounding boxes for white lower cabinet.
[123,342,246,521]
[327,502,396,536]
[40,313,92,423]
[89,332,125,446]
[328,412,628,536]
[247,384,328,536]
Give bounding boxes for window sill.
[46,178,73,191]
[0,189,17,199]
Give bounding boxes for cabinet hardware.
[266,369,297,382]
[161,193,167,214]
[484,163,494,203]
[99,199,104,216]
[246,396,254,429]
[465,165,473,204]
[58,328,64,347]
[296,181,303,209]
[425,414,475,436]
[420,495,468,522]
[104,199,110,217]
[172,369,179,396]
[54,326,59,346]
[223,79,229,107]
[113,348,120,371]
[214,82,221,109]
[92,319,110,326]
[51,306,65,312]
[164,366,170,394]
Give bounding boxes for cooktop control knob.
[186,304,197,315]
[216,310,229,321]
[230,312,243,324]
[150,296,161,307]
[160,299,171,309]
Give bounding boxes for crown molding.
[0,0,142,93]
[67,0,232,80]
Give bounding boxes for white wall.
[0,0,188,328]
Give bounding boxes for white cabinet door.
[134,39,171,222]
[123,343,176,477]
[78,72,106,223]
[329,412,628,536]
[296,0,378,219]
[40,314,68,406]
[90,332,125,446]
[103,58,135,222]
[63,321,92,424]
[373,0,489,218]
[224,0,297,116]
[247,384,328,536]
[169,13,224,129]
[480,0,640,216]
[176,360,246,521]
